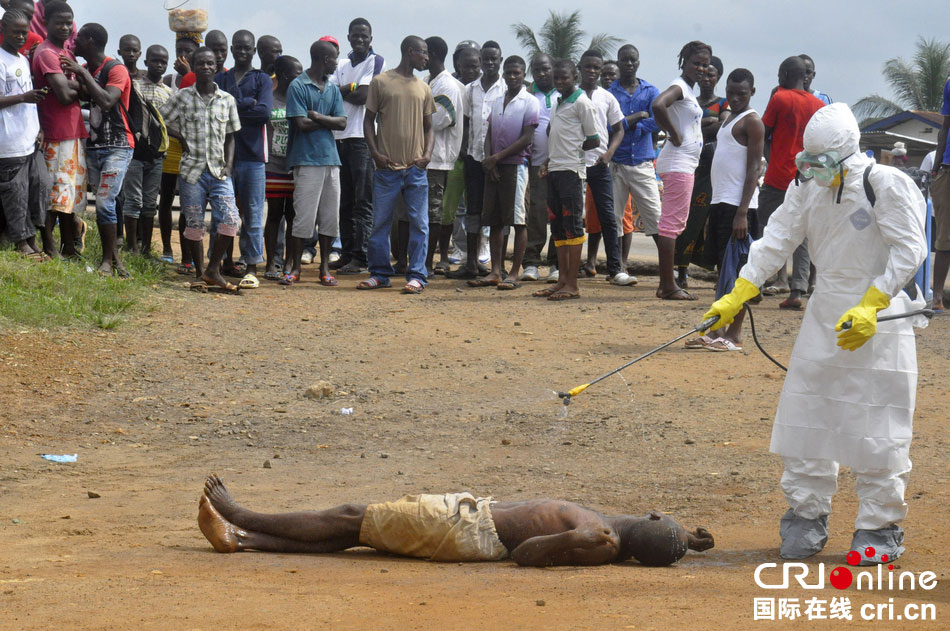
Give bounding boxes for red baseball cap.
[319,35,340,49]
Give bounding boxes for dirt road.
[1,269,947,629]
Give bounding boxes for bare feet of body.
[198,493,246,553]
[204,473,241,522]
[201,271,235,292]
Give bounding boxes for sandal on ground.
[532,287,557,298]
[497,279,521,290]
[657,288,696,301]
[176,262,195,275]
[238,274,260,289]
[264,270,282,281]
[467,278,500,287]
[779,297,803,310]
[548,291,580,301]
[433,261,450,275]
[223,262,247,277]
[357,276,391,290]
[762,285,781,296]
[160,254,174,264]
[191,280,240,295]
[320,274,338,287]
[706,337,743,352]
[189,281,209,293]
[279,273,298,286]
[582,266,597,278]
[685,334,717,349]
[402,279,424,294]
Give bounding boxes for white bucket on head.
[164,0,211,33]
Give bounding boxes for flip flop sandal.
[176,263,195,275]
[497,279,521,290]
[685,334,717,349]
[402,279,424,294]
[160,254,174,264]
[779,298,803,310]
[582,266,597,278]
[532,287,557,298]
[114,267,132,280]
[279,273,298,286]
[657,288,696,301]
[706,338,743,352]
[548,291,580,301]
[357,276,390,290]
[238,274,260,289]
[190,281,209,293]
[320,274,339,287]
[264,270,282,281]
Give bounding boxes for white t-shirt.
[0,48,40,159]
[331,51,385,140]
[426,70,465,171]
[710,109,759,208]
[920,150,936,174]
[464,75,505,162]
[584,86,624,167]
[655,77,703,174]
[548,89,599,178]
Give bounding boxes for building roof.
[860,110,943,132]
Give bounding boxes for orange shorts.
[585,184,636,234]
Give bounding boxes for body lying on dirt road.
[198,474,714,567]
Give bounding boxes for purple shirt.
[941,79,950,165]
[488,87,540,165]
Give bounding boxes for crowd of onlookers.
[2,2,945,326]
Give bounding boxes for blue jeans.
[121,158,163,219]
[233,160,266,265]
[86,147,133,225]
[368,166,429,283]
[179,170,241,240]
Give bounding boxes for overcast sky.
[67,0,950,113]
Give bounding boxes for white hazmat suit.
[735,104,928,562]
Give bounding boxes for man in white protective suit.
[702,103,928,564]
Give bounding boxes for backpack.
[97,60,169,161]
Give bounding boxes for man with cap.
[703,103,928,564]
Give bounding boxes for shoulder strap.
[863,164,876,207]
[96,59,121,88]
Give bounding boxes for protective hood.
[802,103,861,157]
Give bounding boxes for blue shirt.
[285,73,345,168]
[214,68,274,163]
[942,79,950,165]
[608,78,660,166]
[811,89,833,106]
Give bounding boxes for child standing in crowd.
[121,44,172,256]
[652,40,712,301]
[283,41,346,286]
[536,59,600,301]
[160,47,242,293]
[31,0,86,259]
[0,0,42,55]
[263,55,302,281]
[0,7,49,259]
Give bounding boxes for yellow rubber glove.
[702,277,760,331]
[835,286,890,351]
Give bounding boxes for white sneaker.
[478,241,490,265]
[545,268,559,283]
[609,271,638,286]
[520,265,539,281]
[300,251,314,265]
[448,247,464,265]
[328,251,341,264]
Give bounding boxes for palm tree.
[853,37,950,123]
[511,9,622,63]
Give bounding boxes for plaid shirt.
[135,78,173,110]
[160,84,241,183]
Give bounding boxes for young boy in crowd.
[535,59,600,301]
[214,29,274,288]
[0,7,50,258]
[263,55,302,280]
[523,53,558,282]
[0,0,42,55]
[160,47,243,293]
[117,34,141,80]
[31,0,86,259]
[121,44,173,256]
[62,22,136,277]
[469,55,537,290]
[282,41,346,286]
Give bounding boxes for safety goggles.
[795,150,846,184]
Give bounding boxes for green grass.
[0,223,175,330]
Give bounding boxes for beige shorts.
[611,161,661,236]
[358,493,508,562]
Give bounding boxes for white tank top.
[655,77,703,174]
[710,108,760,208]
